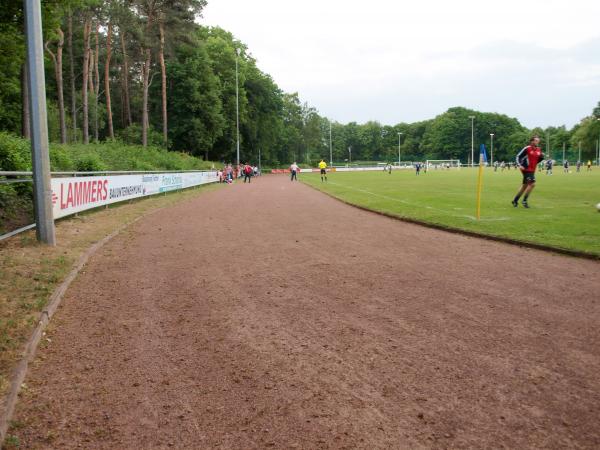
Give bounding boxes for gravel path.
[11,175,600,449]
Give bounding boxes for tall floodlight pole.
[562,142,566,163]
[398,132,403,165]
[235,47,241,168]
[24,0,55,245]
[490,133,494,165]
[329,120,333,166]
[348,146,352,164]
[597,118,600,165]
[469,116,475,167]
[578,141,581,163]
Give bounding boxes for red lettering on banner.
[60,183,65,209]
[66,183,74,208]
[83,181,90,204]
[75,182,83,206]
[102,180,108,200]
[91,181,97,202]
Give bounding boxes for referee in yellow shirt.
[318,159,328,182]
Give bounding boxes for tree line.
[1,1,599,166]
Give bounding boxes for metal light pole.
[469,116,475,167]
[329,120,333,167]
[235,47,241,168]
[258,148,261,175]
[562,142,565,163]
[348,146,352,164]
[398,132,403,165]
[597,118,600,165]
[490,133,494,165]
[24,0,55,245]
[578,141,581,163]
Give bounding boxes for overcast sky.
[202,0,600,129]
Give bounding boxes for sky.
[201,0,600,129]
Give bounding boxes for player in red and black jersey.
[512,136,544,208]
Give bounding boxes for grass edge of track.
[301,180,600,261]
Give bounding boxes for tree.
[81,15,92,144]
[104,17,114,138]
[45,28,67,143]
[167,30,224,158]
[156,0,207,146]
[134,0,158,148]
[67,9,76,141]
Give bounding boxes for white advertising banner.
[51,171,218,219]
[333,167,384,172]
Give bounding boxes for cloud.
[202,0,600,128]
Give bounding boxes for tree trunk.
[46,30,68,144]
[21,63,30,139]
[141,10,154,149]
[159,19,167,146]
[120,31,131,127]
[68,12,76,142]
[53,29,67,144]
[82,18,91,144]
[88,49,94,97]
[105,21,114,139]
[94,23,100,143]
[142,45,151,147]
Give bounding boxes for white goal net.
[426,159,461,168]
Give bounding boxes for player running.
[318,159,328,182]
[512,136,544,208]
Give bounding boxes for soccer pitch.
[302,167,600,257]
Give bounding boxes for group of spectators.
[217,163,259,184]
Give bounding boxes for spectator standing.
[290,162,299,181]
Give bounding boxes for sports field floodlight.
[597,118,600,165]
[348,146,352,164]
[235,47,241,168]
[25,0,55,245]
[329,120,333,166]
[398,132,403,165]
[469,116,475,167]
[490,133,494,165]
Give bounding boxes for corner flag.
[479,143,488,164]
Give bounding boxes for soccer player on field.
[512,136,544,208]
[318,159,328,182]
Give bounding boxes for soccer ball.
[597,203,600,212]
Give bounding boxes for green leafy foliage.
[0,3,597,168]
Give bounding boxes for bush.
[116,124,165,148]
[0,133,215,174]
[75,153,107,172]
[0,132,31,171]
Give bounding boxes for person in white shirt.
[290,162,299,181]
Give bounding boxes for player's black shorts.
[320,168,327,175]
[522,171,536,184]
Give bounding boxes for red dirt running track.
[11,175,600,449]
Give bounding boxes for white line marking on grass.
[326,181,511,222]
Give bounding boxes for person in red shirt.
[512,136,544,208]
[243,163,253,183]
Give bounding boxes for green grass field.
[302,167,600,257]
